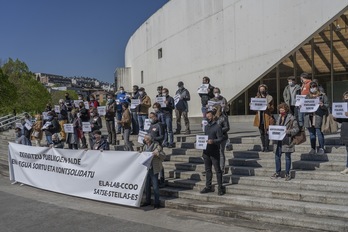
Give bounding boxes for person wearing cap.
[200,110,225,196]
[92,130,109,151]
[333,91,348,174]
[130,85,140,135]
[174,81,191,134]
[137,87,151,131]
[283,76,301,116]
[304,81,329,155]
[253,84,275,152]
[156,86,163,98]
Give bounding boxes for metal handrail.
[0,113,29,131]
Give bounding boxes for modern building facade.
[117,0,348,117]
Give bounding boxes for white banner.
[300,98,320,113]
[195,135,208,150]
[8,142,153,207]
[64,124,74,133]
[130,99,140,110]
[332,102,348,119]
[295,95,306,107]
[82,122,92,132]
[197,84,209,94]
[97,106,106,116]
[156,97,166,108]
[250,98,267,111]
[268,125,287,141]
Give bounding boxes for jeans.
[131,111,139,134]
[145,168,160,206]
[163,114,174,145]
[275,142,291,175]
[175,110,190,132]
[298,109,304,127]
[307,127,325,149]
[105,120,116,145]
[220,138,228,171]
[116,111,122,133]
[202,153,222,189]
[46,135,53,145]
[201,106,207,119]
[123,128,133,151]
[138,114,148,132]
[345,145,348,168]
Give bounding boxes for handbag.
[321,111,338,134]
[291,128,306,145]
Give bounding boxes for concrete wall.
[124,0,348,117]
[116,67,132,92]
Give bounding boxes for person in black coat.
[92,130,109,151]
[334,91,348,174]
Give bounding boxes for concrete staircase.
[1,127,348,231]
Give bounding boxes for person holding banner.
[92,130,110,151]
[198,76,215,119]
[253,84,275,152]
[270,103,299,181]
[200,110,225,196]
[118,102,133,151]
[303,81,329,155]
[211,87,229,114]
[141,134,165,209]
[160,88,175,148]
[66,109,82,150]
[105,93,117,145]
[174,81,191,134]
[333,91,348,174]
[137,87,151,132]
[283,76,301,116]
[88,108,103,149]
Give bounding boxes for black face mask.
[344,99,348,102]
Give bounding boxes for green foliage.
[0,69,18,115]
[1,58,51,114]
[51,90,78,105]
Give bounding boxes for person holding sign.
[89,94,99,109]
[91,130,109,151]
[253,84,275,152]
[78,101,89,149]
[174,81,191,134]
[200,110,225,196]
[117,102,133,151]
[283,76,301,116]
[58,99,68,141]
[333,91,348,174]
[160,88,175,148]
[198,76,215,118]
[137,87,152,132]
[105,93,117,145]
[66,109,82,150]
[22,113,33,146]
[141,134,165,209]
[271,103,299,181]
[211,87,229,114]
[31,114,43,147]
[42,111,60,146]
[303,81,329,155]
[88,108,103,150]
[115,86,130,134]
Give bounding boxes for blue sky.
[0,0,168,84]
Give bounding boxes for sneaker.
[285,174,291,181]
[317,148,325,155]
[200,187,214,194]
[154,204,161,209]
[11,181,18,185]
[174,131,180,135]
[308,148,316,155]
[168,144,175,148]
[340,168,348,174]
[270,173,280,179]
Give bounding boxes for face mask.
[78,97,83,100]
[139,91,144,96]
[260,90,266,95]
[162,93,167,97]
[107,99,112,103]
[214,93,220,98]
[310,88,317,93]
[153,108,159,112]
[120,90,124,93]
[90,113,94,117]
[280,112,286,116]
[90,98,94,101]
[178,86,183,90]
[288,82,294,86]
[149,119,154,124]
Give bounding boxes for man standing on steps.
[200,110,225,196]
[174,81,191,135]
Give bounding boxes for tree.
[51,90,78,106]
[0,69,18,115]
[1,58,51,114]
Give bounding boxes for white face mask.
[288,82,294,86]
[214,93,220,98]
[78,97,83,100]
[310,87,317,93]
[162,93,167,97]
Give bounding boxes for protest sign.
[144,119,151,131]
[202,120,208,132]
[195,135,208,150]
[82,122,92,132]
[74,100,83,108]
[130,99,140,110]
[84,101,90,110]
[42,122,51,130]
[197,84,209,94]
[295,95,306,107]
[97,106,106,116]
[250,98,267,111]
[15,123,23,130]
[137,131,148,144]
[268,125,287,141]
[299,98,320,113]
[42,112,49,120]
[332,102,348,119]
[64,124,74,133]
[174,94,180,106]
[156,97,166,108]
[8,142,152,207]
[54,105,60,113]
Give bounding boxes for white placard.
[15,123,23,130]
[54,105,60,113]
[156,97,166,108]
[84,101,90,110]
[64,124,74,133]
[24,122,32,131]
[42,122,51,130]
[332,102,348,119]
[97,106,106,116]
[174,94,180,106]
[137,131,148,144]
[42,112,49,120]
[144,119,151,131]
[202,120,208,132]
[295,95,306,107]
[299,98,320,113]
[197,84,209,94]
[195,135,208,150]
[268,125,287,141]
[74,100,83,108]
[82,122,91,132]
[208,100,222,107]
[8,142,152,207]
[130,99,140,110]
[250,98,267,111]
